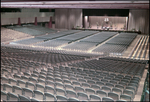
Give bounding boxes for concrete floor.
[133,69,148,101]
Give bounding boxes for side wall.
[128,9,149,34]
[55,8,82,29]
[1,8,54,25]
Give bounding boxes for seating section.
[69,57,147,77]
[36,30,81,40]
[93,33,138,55]
[62,31,117,51]
[1,26,148,101]
[1,52,147,101]
[1,47,86,65]
[1,27,32,43]
[80,31,117,43]
[63,42,97,51]
[34,39,69,48]
[10,38,46,45]
[56,31,99,41]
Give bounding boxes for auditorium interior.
[1,0,149,101]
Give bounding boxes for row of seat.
[70,58,145,77]
[1,46,85,65]
[92,33,137,55]
[1,90,130,101]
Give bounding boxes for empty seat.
[78,78,86,83]
[65,84,74,91]
[101,79,109,83]
[22,88,34,98]
[77,92,88,101]
[1,76,9,84]
[11,68,19,74]
[102,97,114,102]
[26,82,36,90]
[13,74,21,80]
[87,80,95,85]
[90,94,101,101]
[106,83,114,88]
[36,83,45,92]
[126,86,136,92]
[12,85,23,95]
[68,97,79,101]
[9,78,17,86]
[85,88,95,95]
[108,92,119,101]
[46,76,54,82]
[33,71,39,75]
[45,85,55,94]
[37,79,45,86]
[3,83,13,93]
[31,74,38,79]
[55,82,64,89]
[1,91,8,101]
[72,81,81,87]
[55,78,62,83]
[91,84,100,91]
[66,90,77,98]
[112,87,122,95]
[55,88,66,96]
[33,90,44,101]
[96,90,107,97]
[46,80,55,87]
[18,95,30,101]
[115,84,124,91]
[110,80,118,85]
[75,86,84,93]
[30,98,40,102]
[29,77,38,83]
[96,81,104,86]
[123,89,134,99]
[81,83,91,89]
[17,80,26,88]
[7,92,19,101]
[44,92,56,101]
[92,77,99,81]
[21,76,29,82]
[101,86,111,93]
[56,95,68,101]
[63,79,72,85]
[120,94,131,101]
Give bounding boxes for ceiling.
[1,1,149,9]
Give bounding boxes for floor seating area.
[92,33,137,55]
[1,55,147,101]
[1,47,86,65]
[1,26,149,101]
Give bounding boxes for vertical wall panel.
[55,8,82,29]
[128,9,149,34]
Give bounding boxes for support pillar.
[48,17,52,28]
[18,17,21,25]
[34,17,37,26]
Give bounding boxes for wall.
[55,8,82,29]
[1,8,54,25]
[128,9,149,34]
